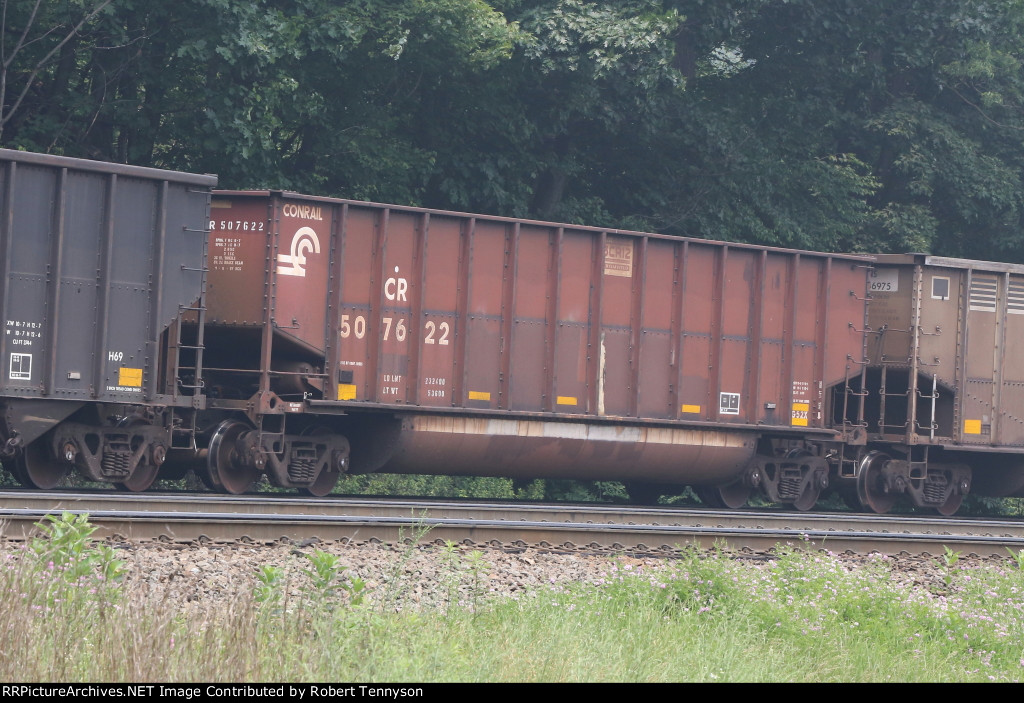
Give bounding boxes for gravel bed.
[113,539,1012,615]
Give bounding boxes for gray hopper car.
[0,149,213,491]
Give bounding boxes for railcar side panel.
[508,224,550,411]
[1000,275,1024,446]
[416,214,461,408]
[0,150,212,408]
[963,269,999,444]
[756,253,787,428]
[454,218,492,407]
[335,206,374,401]
[206,197,268,327]
[208,192,866,442]
[678,243,715,422]
[636,237,674,420]
[868,255,1024,449]
[599,232,634,418]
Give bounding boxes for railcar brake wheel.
[15,437,70,490]
[207,420,259,494]
[696,478,750,509]
[856,451,897,514]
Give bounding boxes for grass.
[2,515,1024,682]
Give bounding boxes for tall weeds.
[3,515,1024,682]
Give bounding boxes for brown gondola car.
[196,190,869,508]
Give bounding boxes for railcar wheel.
[116,418,161,492]
[207,420,259,495]
[791,481,822,512]
[298,427,342,497]
[15,437,69,490]
[936,491,963,516]
[856,451,897,514]
[198,464,220,491]
[696,478,750,509]
[788,450,825,512]
[301,466,340,497]
[118,460,160,492]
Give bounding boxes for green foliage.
[4,0,1024,269]
[254,564,285,608]
[541,479,628,502]
[6,0,1024,260]
[6,538,1024,680]
[438,542,490,616]
[939,546,962,589]
[302,549,366,606]
[336,473,546,500]
[30,511,125,586]
[1007,548,1024,571]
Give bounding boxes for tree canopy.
[3,0,1024,260]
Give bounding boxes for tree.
[0,0,112,144]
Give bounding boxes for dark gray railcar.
[0,149,215,489]
[838,253,1024,513]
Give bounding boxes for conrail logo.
[282,203,323,220]
[277,227,320,277]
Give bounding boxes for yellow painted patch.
[468,391,491,401]
[556,396,577,406]
[681,404,701,414]
[337,384,356,401]
[118,367,143,387]
[791,401,810,426]
[964,419,982,435]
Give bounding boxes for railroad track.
[1,490,1023,557]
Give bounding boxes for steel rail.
[1,491,1023,557]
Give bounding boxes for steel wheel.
[207,420,259,494]
[116,418,161,492]
[696,478,750,509]
[301,465,340,497]
[788,450,824,512]
[791,481,821,511]
[936,491,963,516]
[15,436,69,490]
[298,427,343,497]
[856,451,897,514]
[118,460,160,492]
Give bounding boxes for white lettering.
[282,203,323,220]
[384,277,408,301]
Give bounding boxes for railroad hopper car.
[835,254,1024,514]
[0,149,214,491]
[196,189,869,509]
